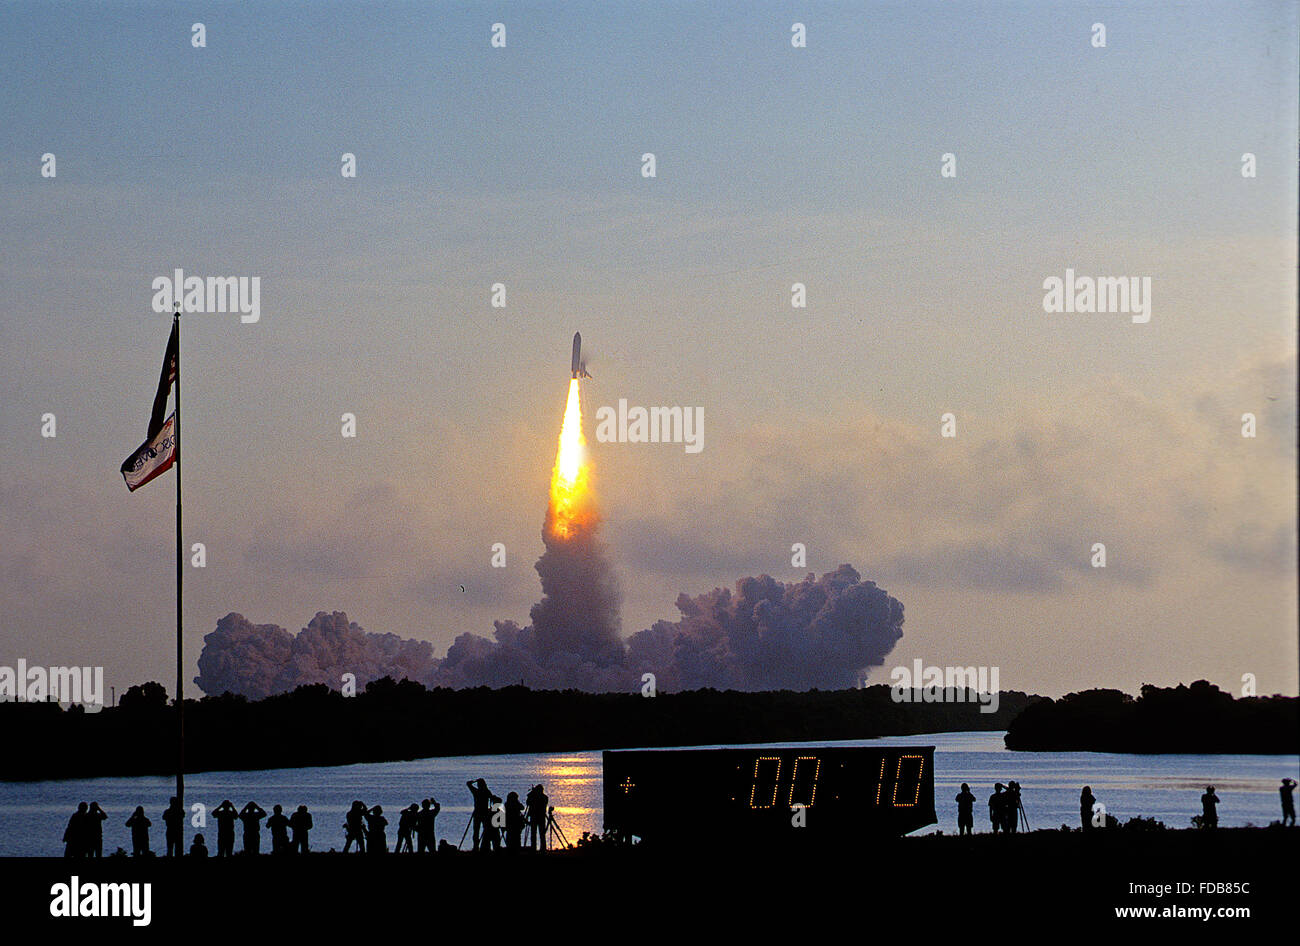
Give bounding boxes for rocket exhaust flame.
[548,378,590,539]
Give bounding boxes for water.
[2,732,1295,857]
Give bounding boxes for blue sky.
[1,0,1296,698]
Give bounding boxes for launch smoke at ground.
[194,611,440,700]
[623,565,904,691]
[195,565,903,696]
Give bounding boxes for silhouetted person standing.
[1004,782,1021,833]
[344,801,367,853]
[416,798,440,853]
[505,791,525,849]
[290,804,313,853]
[955,784,975,835]
[213,800,238,857]
[190,833,209,857]
[267,804,290,855]
[87,802,107,857]
[988,783,1005,834]
[467,779,493,851]
[481,796,502,852]
[1080,787,1097,831]
[1281,778,1296,827]
[163,796,184,857]
[239,801,266,854]
[365,805,388,854]
[1200,786,1220,829]
[395,804,417,853]
[63,803,88,857]
[126,806,151,857]
[526,784,549,850]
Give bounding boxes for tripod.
[1016,797,1030,832]
[457,812,474,850]
[545,807,569,849]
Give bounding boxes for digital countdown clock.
[603,746,936,843]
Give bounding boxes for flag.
[120,321,178,491]
[147,320,178,440]
[121,413,176,491]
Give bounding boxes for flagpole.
[174,308,184,812]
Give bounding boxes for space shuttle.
[571,332,591,379]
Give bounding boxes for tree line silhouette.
[6,678,1289,781]
[1,679,1033,780]
[1004,680,1298,753]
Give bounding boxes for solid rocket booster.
[571,332,582,378]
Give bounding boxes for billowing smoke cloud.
[195,565,903,697]
[623,565,904,691]
[195,610,439,700]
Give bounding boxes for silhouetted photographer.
[526,784,549,850]
[954,783,975,835]
[365,805,388,853]
[395,803,418,853]
[504,791,525,850]
[416,797,440,852]
[988,783,1005,834]
[289,804,313,853]
[1004,781,1025,832]
[212,800,238,857]
[87,802,107,857]
[466,779,493,851]
[1080,786,1097,831]
[481,796,503,852]
[163,796,185,857]
[63,802,88,858]
[267,804,290,854]
[344,800,367,853]
[239,801,266,854]
[1200,785,1220,828]
[126,805,151,856]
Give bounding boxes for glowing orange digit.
[749,756,782,809]
[875,758,887,805]
[891,755,925,807]
[788,756,820,808]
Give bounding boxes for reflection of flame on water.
[540,763,599,779]
[547,379,591,540]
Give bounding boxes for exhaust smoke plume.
[436,376,624,689]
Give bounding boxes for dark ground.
[0,827,1292,934]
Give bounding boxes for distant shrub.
[1121,815,1166,832]
[575,828,634,849]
